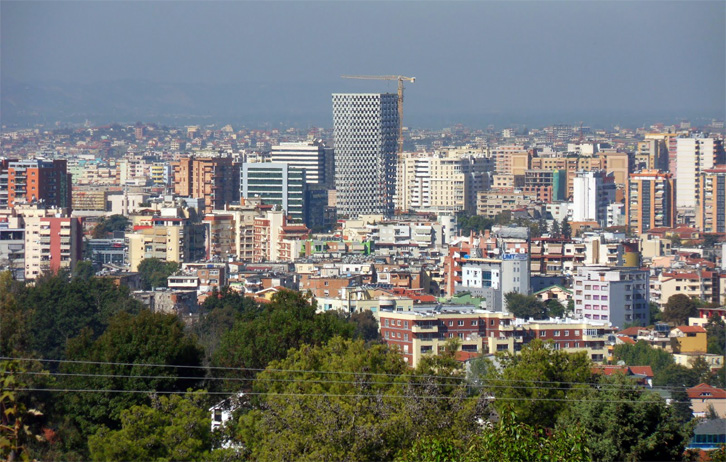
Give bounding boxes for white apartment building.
[396,152,488,213]
[457,254,530,312]
[270,141,328,186]
[676,137,722,208]
[573,266,650,328]
[572,171,616,226]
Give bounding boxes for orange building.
[1,159,72,210]
[626,170,676,235]
[697,165,726,233]
[173,157,240,214]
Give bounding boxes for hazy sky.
[2,1,725,123]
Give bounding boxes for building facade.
[626,170,676,235]
[332,93,398,217]
[241,163,306,224]
[573,266,650,328]
[697,165,726,233]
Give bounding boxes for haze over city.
[2,1,724,128]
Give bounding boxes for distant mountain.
[0,78,337,128]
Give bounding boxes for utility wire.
[10,387,690,404]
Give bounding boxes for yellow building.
[670,326,707,353]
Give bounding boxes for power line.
[1,356,682,390]
[10,387,689,404]
[5,370,688,393]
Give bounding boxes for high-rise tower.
[332,93,398,217]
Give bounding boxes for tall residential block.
[572,170,616,226]
[676,137,724,208]
[626,170,676,234]
[18,206,82,280]
[332,93,398,218]
[0,159,72,210]
[173,157,240,214]
[697,165,726,233]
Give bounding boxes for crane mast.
[341,74,415,154]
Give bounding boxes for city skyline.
[1,1,724,128]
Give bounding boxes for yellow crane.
[341,74,415,154]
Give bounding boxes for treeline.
[0,270,719,461]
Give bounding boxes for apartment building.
[18,206,82,280]
[626,171,676,235]
[126,215,206,271]
[573,266,650,328]
[0,159,72,210]
[697,165,726,233]
[173,156,240,214]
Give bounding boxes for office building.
[270,141,328,186]
[332,93,398,217]
[626,170,676,234]
[241,163,307,224]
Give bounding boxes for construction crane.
[341,75,415,154]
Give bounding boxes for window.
[564,342,570,348]
[404,321,408,328]
[471,320,478,326]
[449,333,454,338]
[397,320,402,326]
[593,295,600,300]
[554,330,560,337]
[564,330,569,336]
[385,331,390,339]
[458,333,464,338]
[404,334,409,341]
[490,319,495,326]
[574,330,580,336]
[385,319,389,327]
[449,321,454,326]
[541,331,547,337]
[601,295,608,301]
[458,320,465,326]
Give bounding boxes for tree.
[88,392,211,462]
[550,219,561,238]
[504,292,548,320]
[545,298,566,318]
[489,339,592,429]
[612,341,674,377]
[91,215,129,239]
[21,272,144,360]
[0,361,45,462]
[59,310,205,439]
[136,258,180,290]
[706,315,726,356]
[558,374,692,462]
[398,415,590,462]
[662,294,698,325]
[0,271,31,356]
[236,337,487,462]
[212,290,355,379]
[350,310,381,342]
[648,302,662,324]
[561,217,572,239]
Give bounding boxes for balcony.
[412,324,439,333]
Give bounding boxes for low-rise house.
[687,383,726,418]
[670,325,708,353]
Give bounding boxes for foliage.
[137,257,180,290]
[398,413,591,462]
[0,361,44,462]
[706,315,726,356]
[649,302,662,323]
[504,292,548,320]
[457,213,494,235]
[611,340,674,377]
[212,290,354,378]
[653,363,701,388]
[88,391,211,462]
[561,217,571,239]
[193,287,260,361]
[91,214,129,239]
[489,339,592,429]
[0,271,30,356]
[237,337,487,461]
[711,444,726,462]
[545,298,566,318]
[662,294,698,325]
[19,271,144,360]
[350,310,381,342]
[558,374,693,462]
[59,310,205,439]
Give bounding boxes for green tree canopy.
[706,315,726,356]
[558,374,692,462]
[611,340,674,377]
[91,215,129,239]
[236,337,487,462]
[662,294,698,325]
[488,339,592,429]
[504,292,548,320]
[59,310,205,439]
[19,271,144,360]
[212,290,355,378]
[88,392,211,462]
[136,258,180,290]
